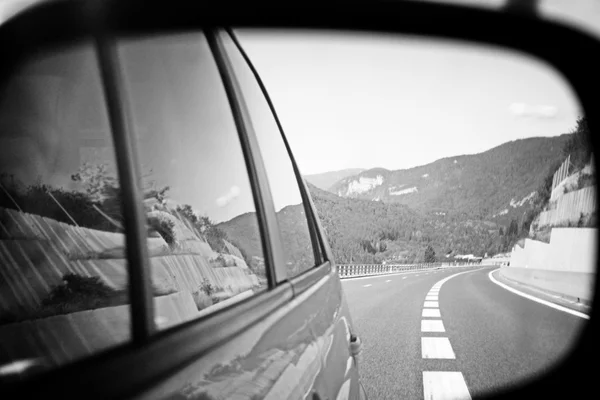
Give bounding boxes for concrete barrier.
[499,267,595,304]
[511,228,597,274]
[506,227,597,302]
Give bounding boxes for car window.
[220,32,317,279]
[0,41,131,374]
[118,32,268,331]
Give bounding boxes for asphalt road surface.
[342,266,589,399]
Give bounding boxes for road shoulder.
[490,268,592,316]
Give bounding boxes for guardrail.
[337,262,480,279]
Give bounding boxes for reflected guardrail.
[337,262,481,279]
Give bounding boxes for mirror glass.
[0,26,594,397]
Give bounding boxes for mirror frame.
[0,0,598,399]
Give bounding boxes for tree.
[562,116,592,171]
[424,245,436,263]
[175,204,198,224]
[507,218,518,237]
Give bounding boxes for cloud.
[216,186,241,208]
[509,103,558,118]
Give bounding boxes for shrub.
[562,117,592,171]
[215,254,228,268]
[205,225,228,252]
[148,214,177,245]
[577,172,595,190]
[0,173,123,232]
[14,274,130,321]
[578,212,585,227]
[192,291,213,311]
[228,238,252,267]
[200,279,215,297]
[588,211,597,227]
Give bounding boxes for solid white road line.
[423,371,471,400]
[433,268,479,288]
[488,269,590,320]
[421,337,456,359]
[424,301,439,308]
[426,295,438,301]
[363,284,372,287]
[421,320,445,332]
[422,308,441,318]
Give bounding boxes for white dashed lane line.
[385,280,392,283]
[423,372,472,400]
[421,337,456,359]
[421,269,478,400]
[422,308,441,318]
[363,284,372,288]
[421,320,445,333]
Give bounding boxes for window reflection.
[221,31,317,278]
[0,42,130,374]
[118,33,268,331]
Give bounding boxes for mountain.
[303,168,366,191]
[218,134,575,265]
[328,135,570,226]
[217,204,314,275]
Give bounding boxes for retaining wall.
[510,228,597,273]
[538,186,596,228]
[505,227,597,302]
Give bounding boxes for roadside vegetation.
[503,117,595,249]
[0,274,128,324]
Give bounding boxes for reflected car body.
[136,272,361,400]
[0,2,365,399]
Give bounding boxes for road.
[342,266,588,399]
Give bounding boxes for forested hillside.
[329,135,570,226]
[309,183,503,263]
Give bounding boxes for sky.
[235,29,583,176]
